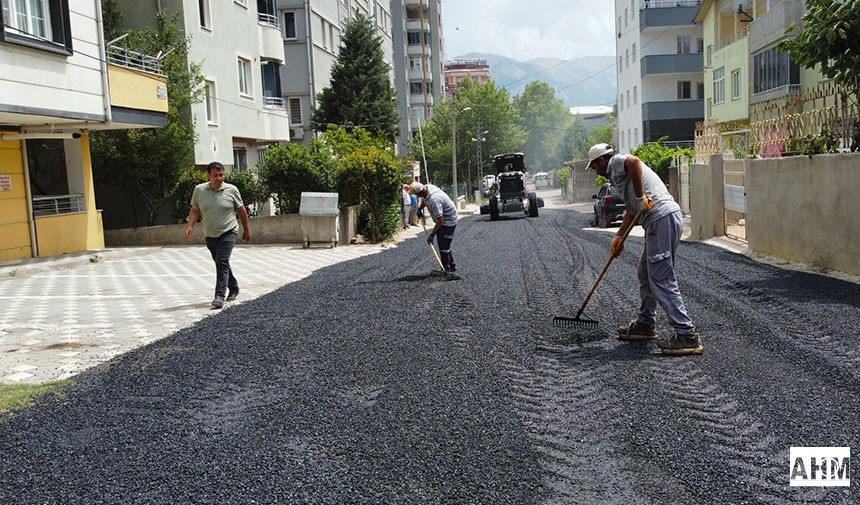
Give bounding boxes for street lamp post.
[451,106,471,204]
[472,129,489,196]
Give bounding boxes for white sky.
[440,0,617,61]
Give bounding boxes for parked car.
[591,183,625,228]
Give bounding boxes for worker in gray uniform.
[587,143,702,356]
[410,182,459,273]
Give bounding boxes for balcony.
[642,99,704,121]
[106,46,168,128]
[748,0,805,52]
[406,19,430,32]
[750,84,801,105]
[640,53,702,77]
[258,14,284,63]
[640,2,702,31]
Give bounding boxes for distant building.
[615,0,704,150]
[570,106,614,127]
[393,0,444,155]
[443,58,491,100]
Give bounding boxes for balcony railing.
[715,25,750,53]
[750,84,802,105]
[107,45,161,74]
[32,194,85,217]
[640,0,702,8]
[263,96,286,108]
[258,13,279,28]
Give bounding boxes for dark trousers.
[205,231,239,301]
[437,225,456,271]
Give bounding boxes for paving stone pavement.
[0,232,425,384]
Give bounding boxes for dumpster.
[299,192,339,248]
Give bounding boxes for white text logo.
[789,447,850,487]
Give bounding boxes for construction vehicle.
[479,152,544,220]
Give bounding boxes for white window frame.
[713,67,726,104]
[205,79,219,125]
[198,0,212,30]
[677,35,691,54]
[237,56,252,97]
[677,81,691,100]
[731,69,742,99]
[283,11,296,39]
[289,97,302,125]
[3,0,51,39]
[233,0,247,7]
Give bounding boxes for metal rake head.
[552,316,599,330]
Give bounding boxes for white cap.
[587,143,614,168]
[410,182,425,195]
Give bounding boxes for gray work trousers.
[636,212,696,336]
[205,230,239,301]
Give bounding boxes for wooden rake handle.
[421,220,445,270]
[575,213,642,318]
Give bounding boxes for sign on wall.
[0,174,11,192]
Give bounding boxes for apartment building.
[443,58,491,101]
[392,0,443,155]
[696,0,808,128]
[615,0,704,151]
[116,0,289,172]
[1,0,168,261]
[277,0,394,144]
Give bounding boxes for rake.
[553,215,640,329]
[420,219,447,274]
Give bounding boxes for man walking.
[587,143,702,355]
[185,161,252,309]
[410,182,459,273]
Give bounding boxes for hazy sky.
[440,0,617,61]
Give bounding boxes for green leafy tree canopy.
[258,140,337,214]
[513,81,572,172]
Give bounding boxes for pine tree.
[312,15,399,141]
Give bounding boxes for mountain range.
[451,53,617,109]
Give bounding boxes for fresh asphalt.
[1,188,859,504]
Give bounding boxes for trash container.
[299,192,339,248]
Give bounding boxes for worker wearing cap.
[586,143,702,356]
[410,182,459,273]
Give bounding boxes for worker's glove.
[427,232,436,245]
[635,195,652,215]
[611,235,624,257]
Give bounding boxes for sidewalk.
[0,224,431,384]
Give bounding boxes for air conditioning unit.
[290,127,304,140]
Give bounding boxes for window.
[634,128,638,146]
[257,0,275,17]
[0,0,73,54]
[731,69,741,99]
[261,61,281,99]
[234,0,246,6]
[677,81,691,99]
[713,67,725,104]
[752,46,800,95]
[632,43,636,62]
[619,93,624,111]
[624,8,628,28]
[625,49,629,69]
[205,80,218,124]
[677,35,691,54]
[633,85,638,105]
[289,98,302,125]
[237,57,251,96]
[233,147,248,171]
[320,17,327,49]
[283,11,296,39]
[697,82,704,100]
[409,56,422,71]
[618,55,622,74]
[697,38,704,53]
[410,82,423,95]
[198,0,211,29]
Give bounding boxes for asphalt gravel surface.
[0,207,857,504]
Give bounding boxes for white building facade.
[116,0,290,171]
[615,0,704,151]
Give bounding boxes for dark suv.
[591,183,625,228]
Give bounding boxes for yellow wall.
[107,64,169,113]
[0,138,33,261]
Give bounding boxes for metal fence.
[32,194,85,217]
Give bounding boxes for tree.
[631,137,692,183]
[225,169,270,218]
[780,1,860,101]
[512,81,572,172]
[340,146,401,243]
[312,15,399,141]
[580,123,614,159]
[409,79,525,192]
[257,140,337,214]
[91,7,203,226]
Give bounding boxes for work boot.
[211,298,224,309]
[657,333,704,356]
[226,289,239,302]
[617,320,657,341]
